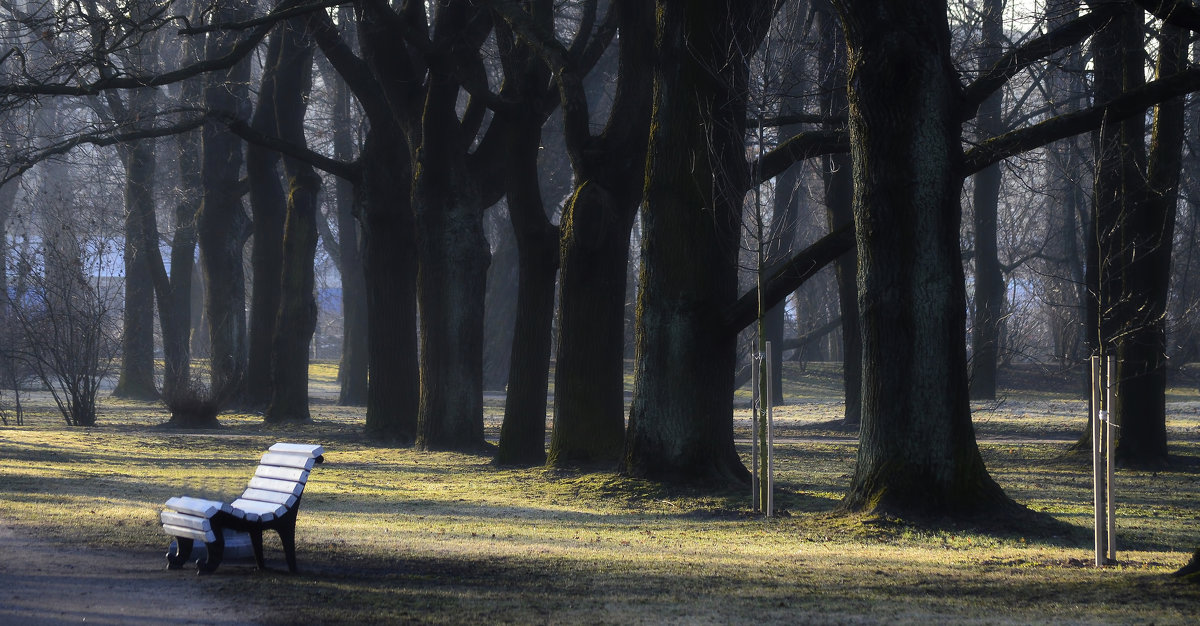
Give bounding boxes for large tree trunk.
[112,133,159,400]
[244,30,289,410]
[968,0,1006,401]
[196,0,253,399]
[265,22,320,424]
[360,126,420,443]
[836,0,1014,516]
[495,111,558,466]
[1113,23,1186,467]
[624,0,771,484]
[551,183,638,465]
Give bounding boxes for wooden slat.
[247,476,305,496]
[230,499,285,523]
[160,510,212,532]
[254,465,308,484]
[239,488,297,508]
[269,443,325,458]
[259,452,315,471]
[162,523,215,543]
[164,496,229,518]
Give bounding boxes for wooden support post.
[1105,354,1117,564]
[765,341,774,518]
[751,353,760,513]
[1092,355,1106,567]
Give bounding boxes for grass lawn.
[1,362,1198,624]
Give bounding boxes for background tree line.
[3,0,1200,522]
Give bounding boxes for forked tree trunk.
[330,5,369,407]
[1113,23,1186,467]
[412,77,489,451]
[836,0,1013,516]
[549,0,653,468]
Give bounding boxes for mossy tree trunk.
[835,0,1014,515]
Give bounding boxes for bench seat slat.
[164,496,231,518]
[247,476,305,496]
[239,488,297,508]
[162,523,216,543]
[160,510,212,532]
[254,465,308,484]
[269,443,324,458]
[230,498,286,523]
[259,452,315,471]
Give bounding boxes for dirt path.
[0,520,261,625]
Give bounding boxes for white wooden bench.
[161,442,325,574]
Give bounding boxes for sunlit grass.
[1,365,1199,623]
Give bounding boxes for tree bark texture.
[625,0,772,484]
[835,0,1013,516]
[265,21,321,424]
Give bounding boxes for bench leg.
[197,533,225,575]
[166,537,194,570]
[277,522,298,573]
[249,529,267,570]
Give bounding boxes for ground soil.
[0,519,263,625]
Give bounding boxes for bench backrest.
[229,443,325,523]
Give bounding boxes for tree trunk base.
[1173,549,1200,582]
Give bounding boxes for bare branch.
[963,66,1200,173]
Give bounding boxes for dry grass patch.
[1,376,1199,623]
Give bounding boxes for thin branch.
[961,2,1130,120]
